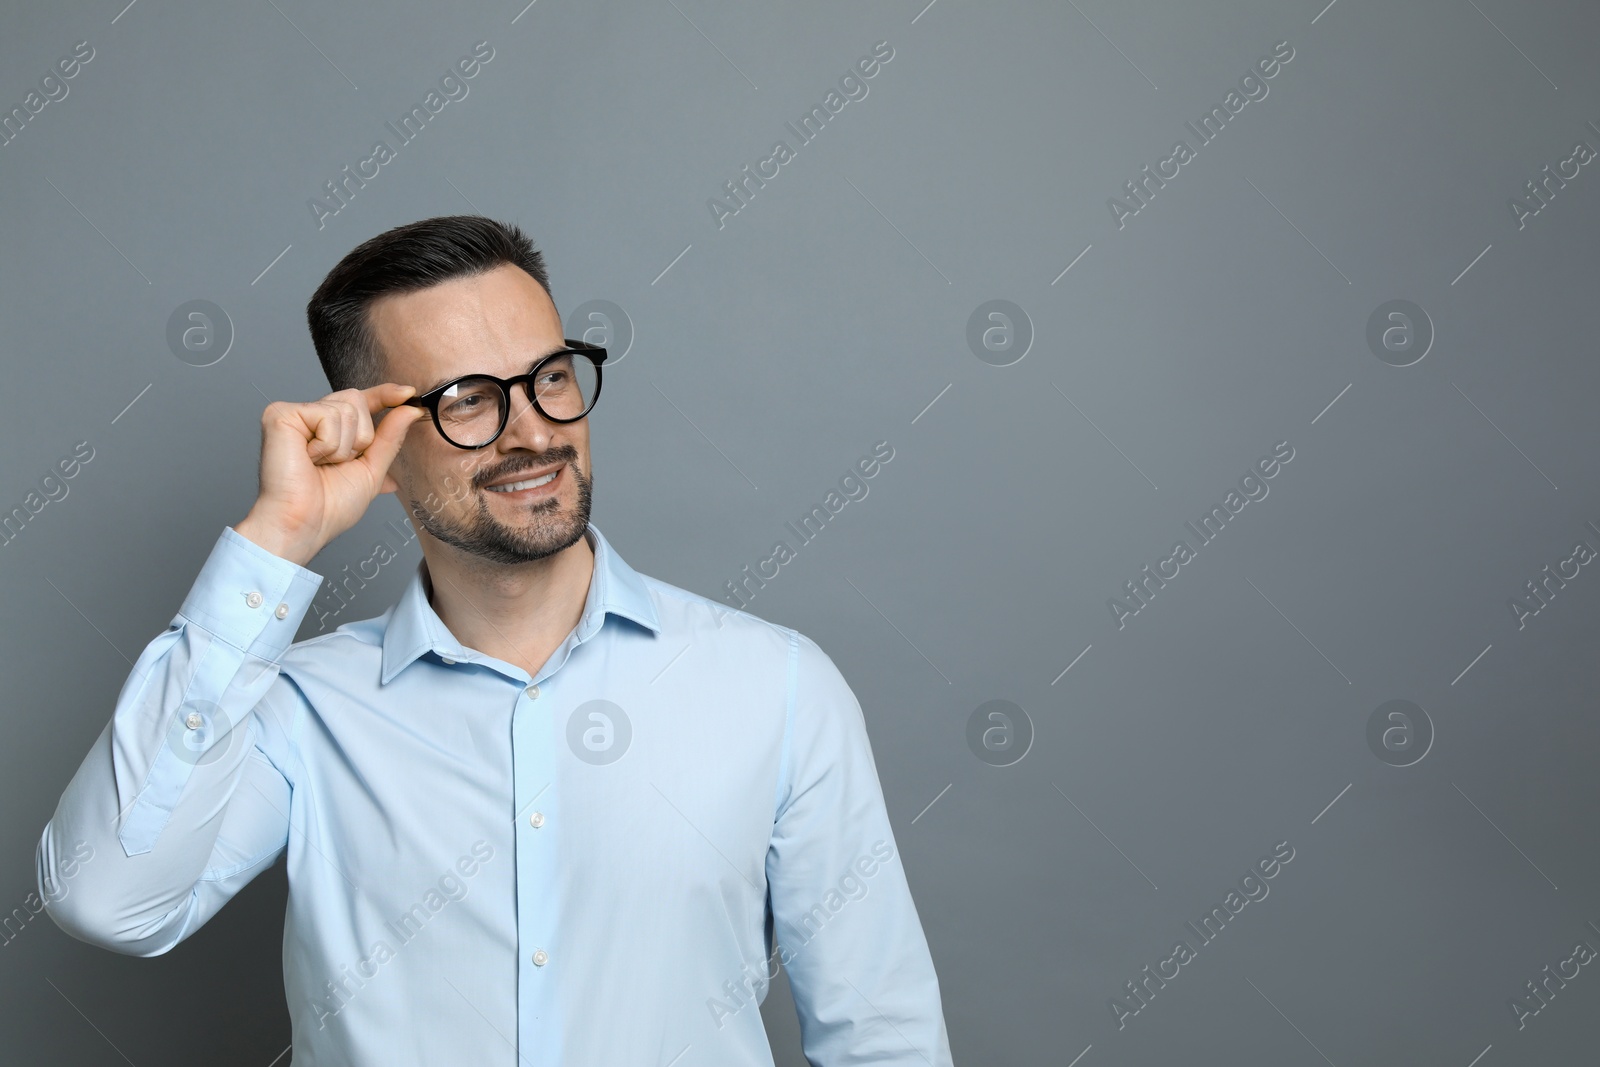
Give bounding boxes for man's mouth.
[484,466,562,494]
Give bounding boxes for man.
[36,215,954,1065]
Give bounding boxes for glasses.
[402,341,605,449]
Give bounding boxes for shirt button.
[525,684,541,699]
[245,591,263,609]
[532,949,548,966]
[529,811,545,828]
[185,712,204,729]
[441,656,457,665]
[274,603,289,619]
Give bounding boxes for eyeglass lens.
[435,354,598,446]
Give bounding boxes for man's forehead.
[368,267,561,380]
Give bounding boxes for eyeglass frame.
[399,340,606,450]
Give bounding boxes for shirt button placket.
[511,674,557,1053]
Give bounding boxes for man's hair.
[306,214,552,393]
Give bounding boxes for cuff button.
[245,591,264,609]
[275,603,290,619]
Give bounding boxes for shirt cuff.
[176,527,325,660]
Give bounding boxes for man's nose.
[497,381,556,450]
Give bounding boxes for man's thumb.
[363,405,424,475]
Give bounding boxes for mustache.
[475,446,580,488]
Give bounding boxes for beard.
[410,445,594,566]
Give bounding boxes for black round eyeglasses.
[401,341,605,450]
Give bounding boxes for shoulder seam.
[773,629,799,821]
[286,673,306,789]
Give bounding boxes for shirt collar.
[379,521,660,685]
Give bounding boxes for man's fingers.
[328,399,353,460]
[353,411,376,455]
[305,402,343,461]
[300,385,418,466]
[360,382,419,415]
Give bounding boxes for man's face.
[371,262,593,566]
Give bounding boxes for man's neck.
[420,531,596,679]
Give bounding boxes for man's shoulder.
[643,579,855,700]
[638,573,809,657]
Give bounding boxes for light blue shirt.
[37,522,953,1065]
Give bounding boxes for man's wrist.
[234,514,319,568]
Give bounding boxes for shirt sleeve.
[765,631,955,1066]
[35,525,323,956]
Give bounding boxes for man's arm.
[36,526,322,955]
[766,631,955,1066]
[39,381,418,953]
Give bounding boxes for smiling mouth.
[484,467,561,494]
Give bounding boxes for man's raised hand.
[234,383,425,566]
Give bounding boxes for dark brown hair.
[306,215,552,392]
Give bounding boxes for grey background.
[3,0,1598,1063]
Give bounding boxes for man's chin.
[415,509,585,566]
[477,511,588,562]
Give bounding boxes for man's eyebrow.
[416,346,569,395]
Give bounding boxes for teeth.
[487,470,557,492]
